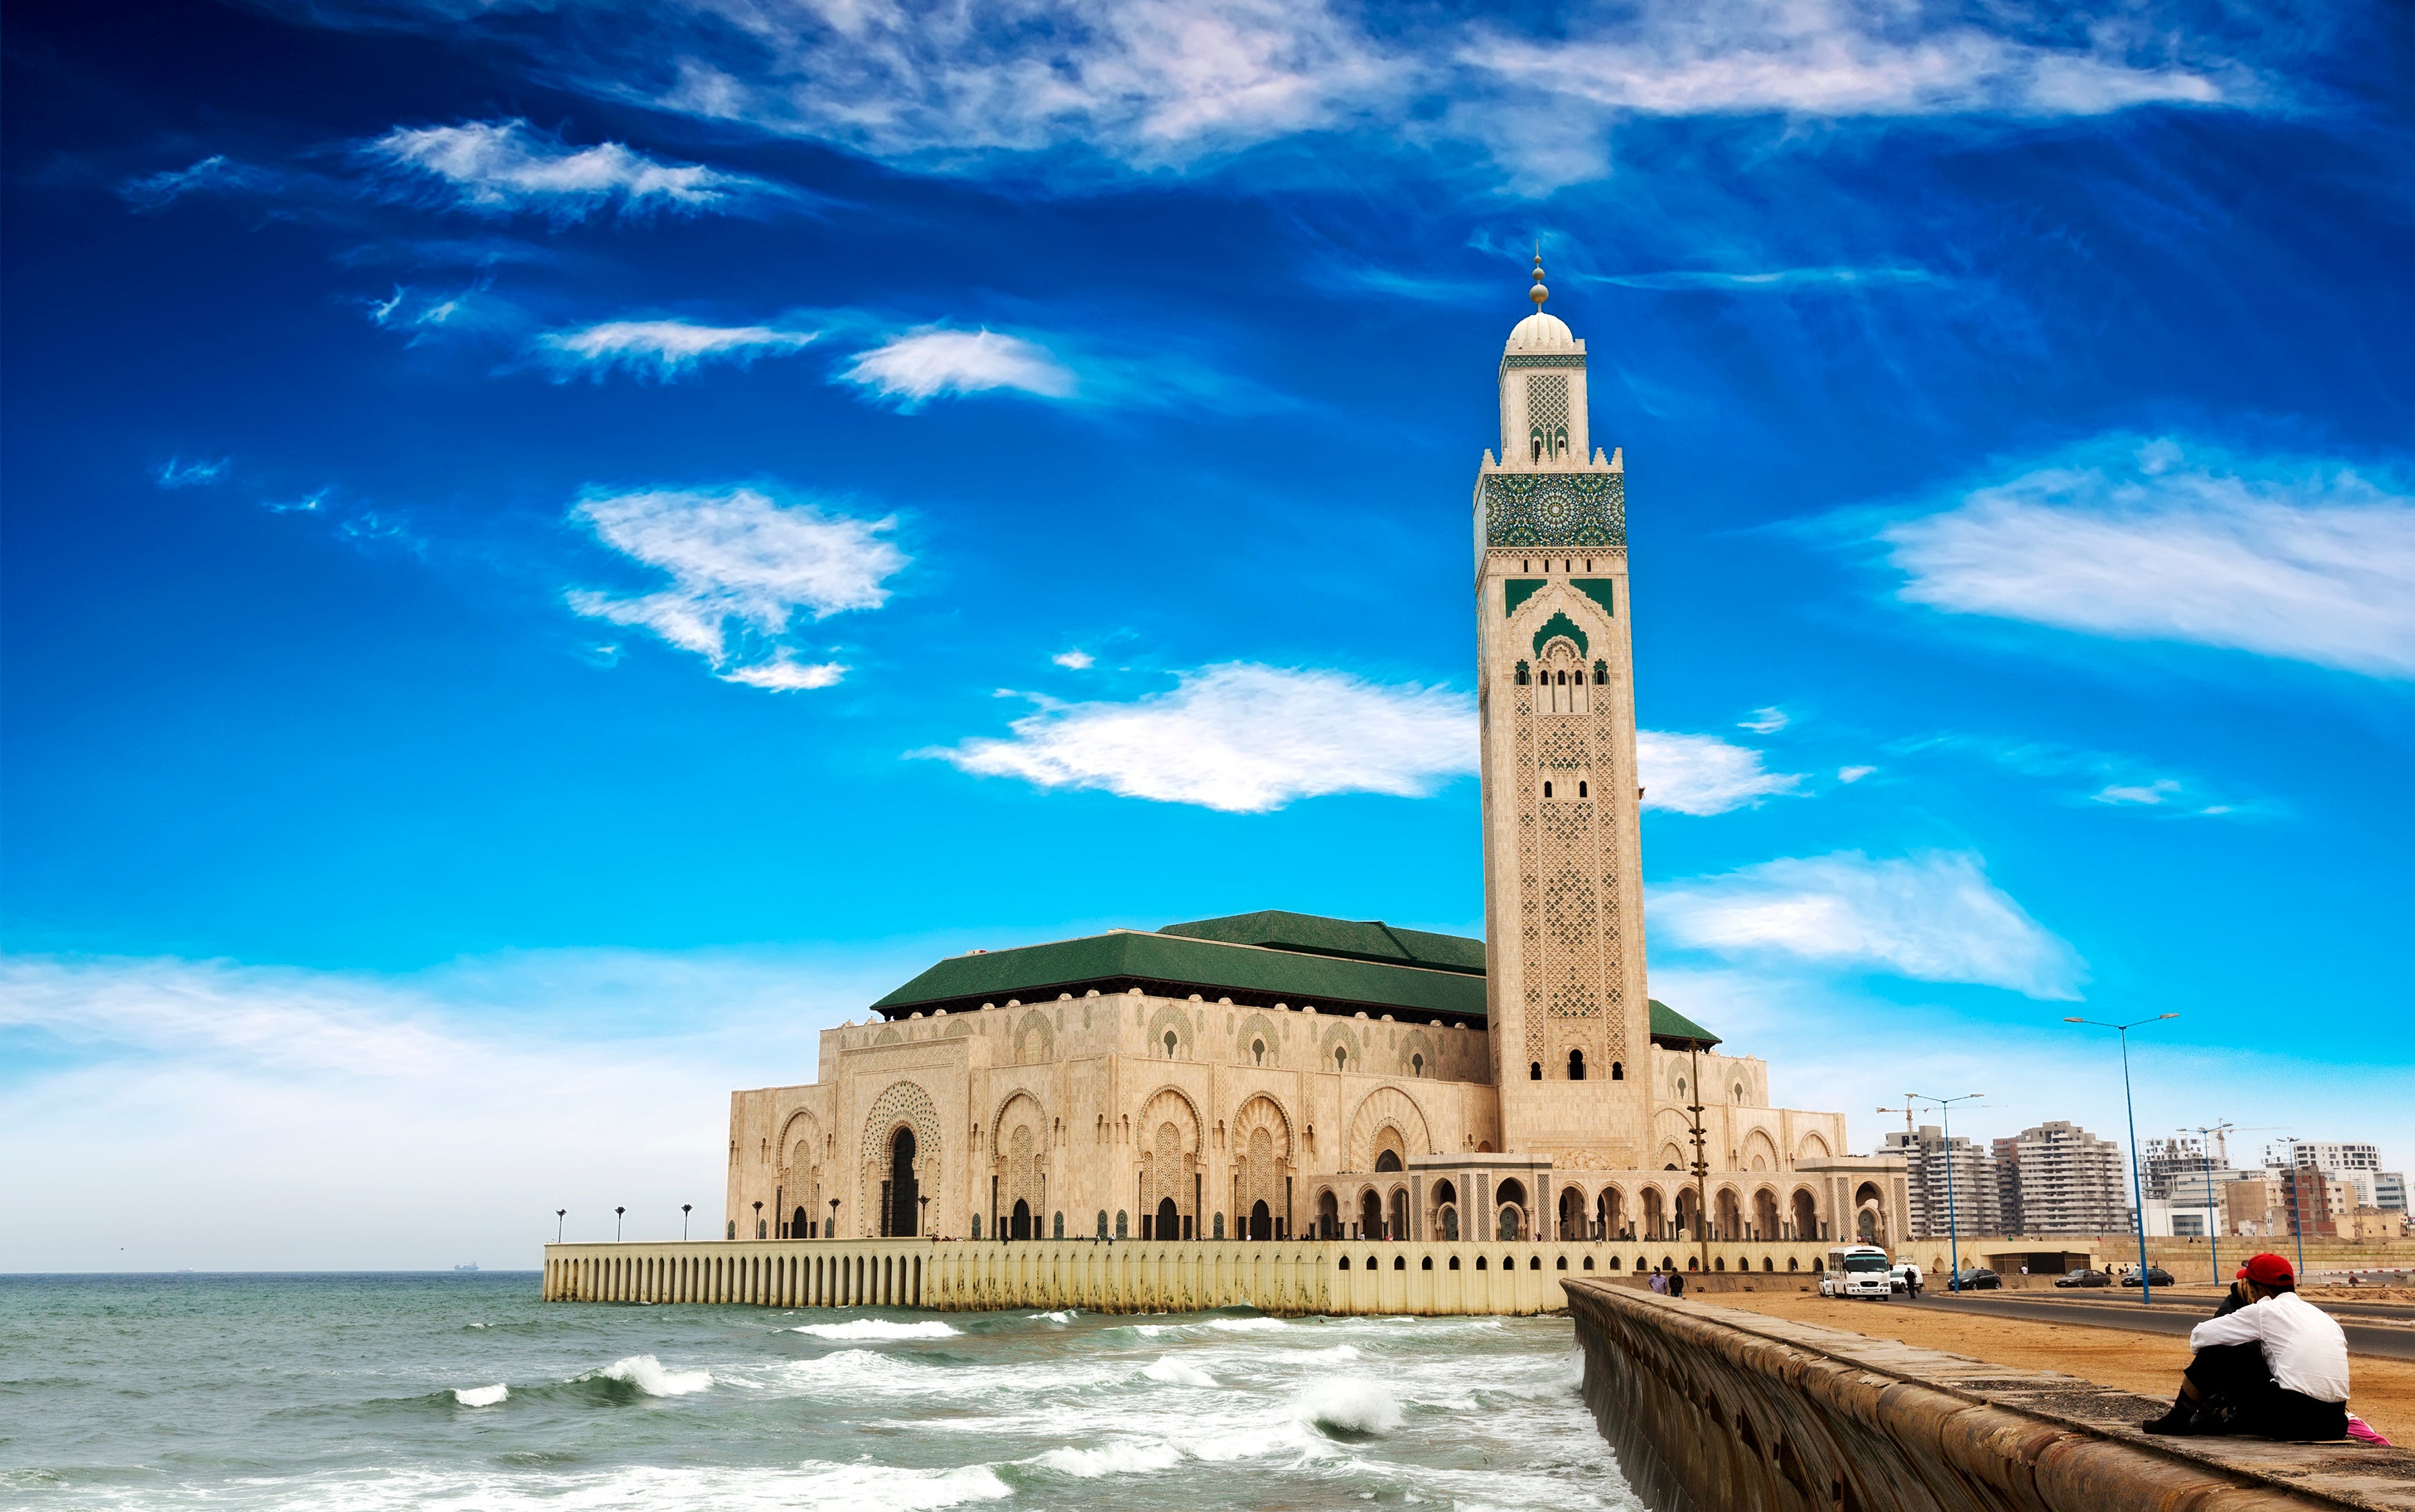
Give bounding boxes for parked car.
[1947,1267,2001,1290]
[2056,1268,2113,1288]
[2120,1267,2176,1287]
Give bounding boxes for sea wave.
[1203,1316,1288,1333]
[591,1355,712,1397]
[791,1319,962,1341]
[1139,1355,1216,1387]
[1296,1380,1403,1438]
[1035,1440,1185,1478]
[453,1384,509,1407]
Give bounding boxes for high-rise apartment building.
[1995,1120,2132,1235]
[2271,1141,2387,1211]
[1883,1125,2003,1239]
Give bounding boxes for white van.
[1823,1244,1893,1300]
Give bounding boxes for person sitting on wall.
[2142,1253,2349,1440]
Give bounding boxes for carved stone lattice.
[1526,374,1569,454]
[1512,682,1543,1065]
[858,1079,940,1233]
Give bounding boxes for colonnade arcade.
[1305,1171,1836,1244]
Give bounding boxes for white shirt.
[2189,1291,2350,1403]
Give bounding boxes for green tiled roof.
[869,928,1487,1022]
[1648,999,1721,1048]
[868,911,1719,1046]
[1157,911,1485,976]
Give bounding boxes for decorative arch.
[1138,1086,1202,1238]
[776,1108,822,1174]
[857,1080,941,1239]
[1348,1086,1432,1171]
[1011,1010,1054,1064]
[1236,1012,1280,1068]
[1314,1020,1362,1075]
[1791,1186,1820,1240]
[1742,1128,1780,1173]
[1145,1002,1194,1060]
[1797,1131,1832,1162]
[991,1090,1047,1160]
[872,1025,903,1045]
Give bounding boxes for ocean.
[0,1272,1642,1510]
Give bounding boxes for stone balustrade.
[542,1236,1833,1315]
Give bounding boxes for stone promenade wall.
[1562,1279,2415,1512]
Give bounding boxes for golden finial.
[1530,244,1548,308]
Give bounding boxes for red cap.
[2238,1253,2294,1286]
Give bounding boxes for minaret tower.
[1475,252,1648,1168]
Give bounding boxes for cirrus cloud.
[535,319,820,381]
[1878,436,2415,679]
[1652,848,2084,998]
[840,328,1078,408]
[566,485,905,690]
[364,119,776,218]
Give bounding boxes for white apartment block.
[1995,1120,2133,1235]
[1884,1125,2004,1239]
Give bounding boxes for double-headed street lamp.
[2063,1013,2178,1305]
[1909,1093,1985,1292]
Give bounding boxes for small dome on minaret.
[1508,248,1573,350]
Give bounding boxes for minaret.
[1474,252,1648,1168]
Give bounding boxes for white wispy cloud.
[1636,730,1802,815]
[373,0,2250,191]
[1837,765,1876,783]
[364,119,776,218]
[1599,266,1940,291]
[118,155,292,210]
[929,663,1473,813]
[535,319,819,381]
[1738,706,1788,733]
[1052,650,1096,669]
[0,948,897,1269]
[1878,437,2415,679]
[1653,848,2084,998]
[839,328,1078,408]
[567,486,905,690]
[154,457,229,488]
[1886,730,2246,818]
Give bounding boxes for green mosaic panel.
[1482,471,1626,548]
[1532,610,1588,657]
[1501,355,1586,370]
[1574,578,1616,617]
[1504,578,1546,617]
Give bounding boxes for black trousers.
[2185,1342,2349,1441]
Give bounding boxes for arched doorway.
[1675,1186,1702,1238]
[1791,1188,1819,1240]
[1155,1196,1180,1241]
[1597,1187,1623,1239]
[887,1127,918,1237]
[1754,1188,1781,1240]
[1853,1181,1886,1245]
[1642,1187,1665,1239]
[1360,1189,1383,1238]
[793,1204,809,1238]
[1497,1204,1522,1240]
[1250,1200,1272,1241]
[1716,1188,1742,1241]
[1374,1148,1403,1173]
[1559,1186,1584,1240]
[1011,1198,1032,1241]
[1317,1190,1340,1239]
[1388,1188,1408,1240]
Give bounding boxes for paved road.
[1902,1293,2415,1362]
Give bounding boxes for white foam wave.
[1204,1316,1288,1333]
[1140,1355,1216,1387]
[596,1354,713,1396]
[791,1319,961,1341]
[1296,1379,1403,1436]
[1301,1344,1362,1362]
[1029,1309,1076,1323]
[1036,1440,1185,1478]
[452,1383,508,1407]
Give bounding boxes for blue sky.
[3,0,2409,1268]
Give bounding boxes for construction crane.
[2180,1122,2285,1285]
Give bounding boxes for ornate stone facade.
[724,263,1907,1264]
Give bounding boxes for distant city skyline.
[4,0,2410,1271]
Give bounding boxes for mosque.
[724,261,1906,1262]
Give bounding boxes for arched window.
[1593,659,1608,685]
[1410,1053,1424,1077]
[1252,1039,1265,1065]
[1213,1211,1224,1238]
[1514,661,1530,686]
[1555,669,1567,685]
[1096,1209,1109,1239]
[1375,1148,1403,1173]
[1529,1061,1542,1080]
[1116,1209,1128,1239]
[1163,1030,1178,1057]
[1568,1048,1586,1080]
[1610,1061,1624,1080]
[1578,781,1587,797]
[1334,1046,1348,1072]
[1542,781,1553,798]
[727,1220,736,1240]
[1053,1211,1065,1239]
[970,1214,980,1238]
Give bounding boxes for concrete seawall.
[546,1236,1703,1315]
[1563,1279,2415,1512]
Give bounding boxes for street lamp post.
[615,1206,625,1242]
[2063,1013,2179,1305]
[1909,1093,1985,1292]
[2187,1124,2231,1287]
[1685,1037,1712,1276]
[752,1200,764,1240]
[682,1204,693,1242]
[829,1197,840,1240]
[919,1194,930,1237]
[555,1208,566,1243]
